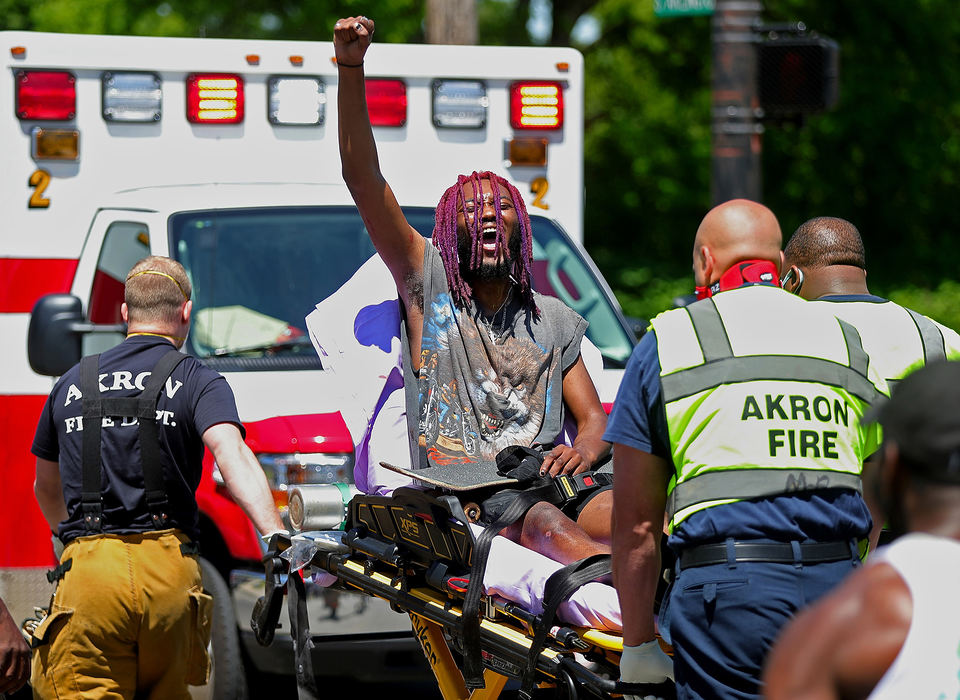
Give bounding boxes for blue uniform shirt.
[604,330,873,550]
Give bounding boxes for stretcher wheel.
[462,501,482,523]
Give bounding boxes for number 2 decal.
[28,169,51,209]
[530,177,550,210]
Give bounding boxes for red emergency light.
[366,79,406,127]
[186,73,244,124]
[510,81,563,130]
[16,71,76,121]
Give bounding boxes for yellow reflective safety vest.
[812,297,960,387]
[651,285,887,531]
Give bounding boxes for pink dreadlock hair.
[432,171,539,317]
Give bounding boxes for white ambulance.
[1,30,635,693]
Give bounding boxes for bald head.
[693,199,783,287]
[783,217,866,271]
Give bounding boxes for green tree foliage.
[0,0,425,42]
[763,0,960,291]
[5,0,959,327]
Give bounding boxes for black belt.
[678,540,854,570]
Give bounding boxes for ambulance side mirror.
[28,294,85,376]
[27,294,125,376]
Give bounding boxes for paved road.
[249,671,444,698]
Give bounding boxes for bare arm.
[202,423,285,535]
[35,457,67,532]
[0,597,29,694]
[611,444,670,646]
[763,562,911,699]
[334,15,425,306]
[543,356,610,476]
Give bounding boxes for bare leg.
[514,501,610,565]
[575,489,612,545]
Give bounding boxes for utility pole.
[711,0,763,205]
[425,0,477,45]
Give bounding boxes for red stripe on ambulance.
[0,395,56,567]
[0,258,78,313]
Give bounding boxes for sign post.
[710,0,763,205]
[654,0,715,17]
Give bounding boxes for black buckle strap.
[461,482,558,689]
[46,558,72,584]
[678,540,854,570]
[179,541,200,556]
[518,553,612,699]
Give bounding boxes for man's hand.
[541,442,602,477]
[0,600,30,695]
[333,15,374,67]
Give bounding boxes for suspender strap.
[79,355,105,532]
[460,482,559,689]
[518,553,612,700]
[135,350,188,527]
[78,349,187,532]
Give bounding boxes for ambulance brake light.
[267,76,325,126]
[432,80,487,129]
[102,72,162,122]
[16,71,76,121]
[510,81,563,130]
[365,79,406,128]
[186,73,244,124]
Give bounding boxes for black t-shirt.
[32,335,244,543]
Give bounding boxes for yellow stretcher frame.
[253,488,674,700]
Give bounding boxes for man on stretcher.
[333,13,615,566]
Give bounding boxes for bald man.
[606,200,887,698]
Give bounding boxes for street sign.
[654,0,715,17]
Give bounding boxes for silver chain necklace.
[477,286,513,343]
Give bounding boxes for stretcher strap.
[518,554,612,700]
[461,483,558,689]
[288,570,320,700]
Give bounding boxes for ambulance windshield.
[169,206,634,368]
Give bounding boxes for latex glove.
[620,640,674,699]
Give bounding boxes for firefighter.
[30,256,284,698]
[764,361,960,699]
[606,200,887,698]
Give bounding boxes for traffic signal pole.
[711,0,763,205]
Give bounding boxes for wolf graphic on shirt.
[418,292,553,467]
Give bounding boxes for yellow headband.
[127,269,190,301]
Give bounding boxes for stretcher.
[251,486,675,699]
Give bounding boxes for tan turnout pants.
[31,529,212,700]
